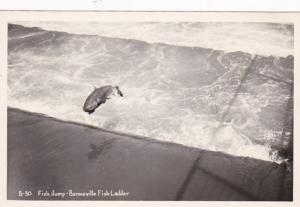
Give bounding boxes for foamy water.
[15,21,293,57]
[8,23,293,162]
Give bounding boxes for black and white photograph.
[6,16,294,201]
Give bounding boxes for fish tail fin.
[115,86,124,97]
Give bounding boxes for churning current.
[8,23,293,161]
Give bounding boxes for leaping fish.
[83,85,124,114]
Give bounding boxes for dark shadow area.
[87,139,115,161]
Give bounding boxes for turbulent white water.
[8,23,293,161]
[15,21,293,57]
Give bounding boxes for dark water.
[8,24,293,161]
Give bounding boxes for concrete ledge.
[7,108,292,201]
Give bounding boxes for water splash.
[8,24,293,162]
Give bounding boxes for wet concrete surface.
[7,108,292,201]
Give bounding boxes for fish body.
[83,85,123,114]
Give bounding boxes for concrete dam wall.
[7,108,292,201]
